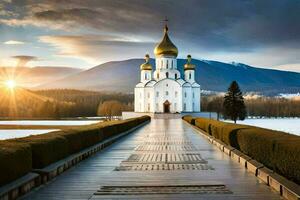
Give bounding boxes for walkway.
[22,119,281,199]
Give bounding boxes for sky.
[0,0,299,72]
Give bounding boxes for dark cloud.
[12,55,38,67]
[2,0,299,51]
[1,0,300,67]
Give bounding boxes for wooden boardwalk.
[22,119,282,199]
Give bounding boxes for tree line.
[202,94,300,118]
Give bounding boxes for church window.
[193,92,195,98]
[166,72,169,78]
[156,91,159,97]
[145,73,147,80]
[166,60,169,69]
[175,91,178,97]
[166,91,169,96]
[189,73,191,79]
[175,73,178,79]
[184,92,187,98]
[166,84,168,87]
[184,103,186,111]
[147,103,150,111]
[157,73,159,79]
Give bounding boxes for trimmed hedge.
[183,115,300,184]
[0,141,32,186]
[0,116,150,186]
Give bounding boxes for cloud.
[39,35,154,64]
[4,40,25,45]
[12,55,38,67]
[0,0,299,67]
[273,64,300,73]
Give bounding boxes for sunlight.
[5,80,16,89]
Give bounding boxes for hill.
[37,59,300,95]
[0,66,82,88]
[0,87,75,118]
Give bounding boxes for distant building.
[134,23,201,113]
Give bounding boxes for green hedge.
[0,141,32,186]
[183,115,300,184]
[0,116,150,186]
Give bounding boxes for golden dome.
[140,54,152,70]
[184,55,195,70]
[154,25,178,57]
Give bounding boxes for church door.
[163,100,171,113]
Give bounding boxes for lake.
[225,118,300,136]
[0,129,59,140]
[0,120,102,140]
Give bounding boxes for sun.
[5,80,16,89]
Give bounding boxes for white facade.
[134,24,201,113]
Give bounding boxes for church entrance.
[163,100,171,113]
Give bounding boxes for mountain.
[37,59,300,95]
[0,66,82,88]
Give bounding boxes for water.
[0,129,58,140]
[224,118,300,136]
[0,120,102,140]
[0,120,101,126]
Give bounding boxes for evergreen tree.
[223,81,246,123]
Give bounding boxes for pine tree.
[223,81,247,123]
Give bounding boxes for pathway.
[22,119,282,199]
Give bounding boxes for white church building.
[134,24,201,113]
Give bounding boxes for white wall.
[153,79,182,113]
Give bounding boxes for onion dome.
[184,55,195,70]
[140,54,152,70]
[154,24,178,57]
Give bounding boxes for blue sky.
[0,0,299,72]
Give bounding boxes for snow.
[0,129,58,140]
[224,118,300,136]
[0,120,101,126]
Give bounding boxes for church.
[134,23,201,113]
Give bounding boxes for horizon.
[0,0,299,72]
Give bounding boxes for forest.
[201,94,300,118]
[0,88,299,118]
[0,89,133,118]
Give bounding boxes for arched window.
[175,73,178,79]
[145,73,147,80]
[166,60,169,69]
[166,72,169,78]
[189,73,191,79]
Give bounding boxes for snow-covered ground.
[224,118,300,136]
[0,120,101,126]
[0,129,59,140]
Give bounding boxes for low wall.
[0,116,150,188]
[182,115,300,200]
[122,112,217,119]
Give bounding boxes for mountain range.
[36,59,300,95]
[1,59,299,95]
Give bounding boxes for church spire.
[154,18,178,57]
